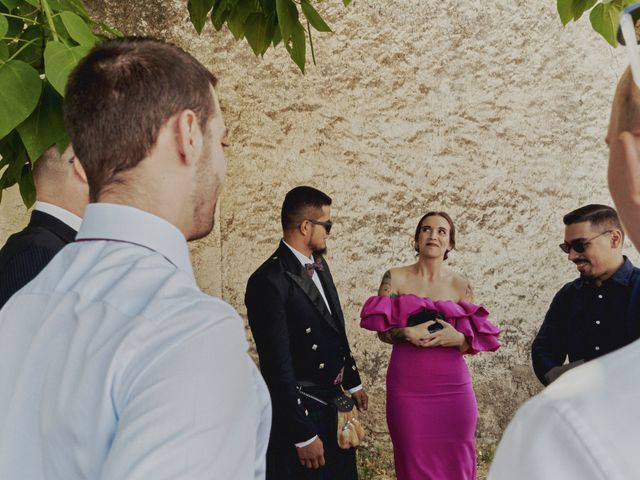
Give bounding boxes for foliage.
[0,0,352,207]
[187,0,352,73]
[556,0,636,47]
[0,0,119,207]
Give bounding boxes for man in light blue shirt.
[0,38,271,479]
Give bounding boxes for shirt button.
[297,398,301,405]
[319,363,325,369]
[306,328,311,334]
[305,409,309,416]
[598,294,603,299]
[595,346,600,351]
[352,365,357,371]
[312,344,318,350]
[595,320,601,325]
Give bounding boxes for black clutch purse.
[407,308,445,333]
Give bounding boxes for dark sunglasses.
[306,219,333,234]
[559,230,612,254]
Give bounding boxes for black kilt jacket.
[245,240,362,445]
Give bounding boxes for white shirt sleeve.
[295,435,318,448]
[489,396,610,480]
[101,310,261,480]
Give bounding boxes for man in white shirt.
[245,186,367,480]
[0,37,271,480]
[489,67,640,480]
[0,144,88,308]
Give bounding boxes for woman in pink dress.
[360,212,500,480]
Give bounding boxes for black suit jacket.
[245,241,362,445]
[0,210,76,308]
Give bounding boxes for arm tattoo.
[378,270,393,296]
[377,328,406,344]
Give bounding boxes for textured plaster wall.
[1,0,638,452]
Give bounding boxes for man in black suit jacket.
[246,186,368,480]
[0,145,88,308]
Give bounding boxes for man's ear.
[176,109,203,166]
[610,229,624,249]
[72,156,88,184]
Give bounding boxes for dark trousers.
[266,395,357,480]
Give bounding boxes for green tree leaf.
[244,12,274,55]
[590,2,621,47]
[211,0,230,30]
[557,0,575,26]
[17,82,66,162]
[44,40,91,96]
[0,0,20,10]
[301,1,331,32]
[60,11,98,46]
[0,43,9,61]
[48,0,90,18]
[272,20,282,46]
[12,25,45,68]
[285,19,305,72]
[276,0,298,42]
[0,60,42,139]
[0,136,27,190]
[343,0,352,6]
[188,0,214,34]
[573,0,597,21]
[227,0,257,39]
[18,163,36,208]
[0,13,8,38]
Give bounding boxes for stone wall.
[1,0,637,453]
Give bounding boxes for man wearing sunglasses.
[245,186,367,480]
[531,204,640,385]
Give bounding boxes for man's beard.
[313,246,327,256]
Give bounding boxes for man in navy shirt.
[532,204,640,385]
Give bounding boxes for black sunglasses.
[306,219,333,234]
[559,230,612,254]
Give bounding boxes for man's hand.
[297,437,325,469]
[351,389,369,412]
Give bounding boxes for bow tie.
[305,257,324,277]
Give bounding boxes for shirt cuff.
[347,384,363,394]
[295,435,318,448]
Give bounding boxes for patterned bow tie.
[305,257,324,277]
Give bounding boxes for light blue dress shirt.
[0,203,271,480]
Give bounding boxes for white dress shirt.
[34,200,82,231]
[0,203,271,480]
[282,241,362,448]
[489,339,640,480]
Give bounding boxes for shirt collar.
[34,201,82,232]
[608,256,635,286]
[76,203,194,278]
[282,239,314,265]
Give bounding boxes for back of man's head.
[563,204,623,238]
[63,37,217,202]
[33,145,88,217]
[281,186,332,231]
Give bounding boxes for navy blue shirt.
[532,256,640,385]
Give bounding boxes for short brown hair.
[414,211,456,260]
[64,37,217,201]
[563,204,623,238]
[281,186,332,231]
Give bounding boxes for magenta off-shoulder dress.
[360,295,500,480]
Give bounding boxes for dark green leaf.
[226,0,257,39]
[188,0,214,34]
[573,0,597,21]
[0,43,9,61]
[0,0,20,10]
[12,25,44,68]
[48,0,90,18]
[285,19,305,72]
[276,0,298,42]
[590,2,621,47]
[272,20,282,46]
[211,0,230,30]
[557,0,574,26]
[44,40,91,96]
[0,141,27,189]
[17,82,66,162]
[18,163,36,208]
[5,11,23,37]
[244,12,274,56]
[301,1,331,32]
[0,60,42,139]
[60,11,98,46]
[259,0,275,12]
[0,13,8,38]
[22,0,38,7]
